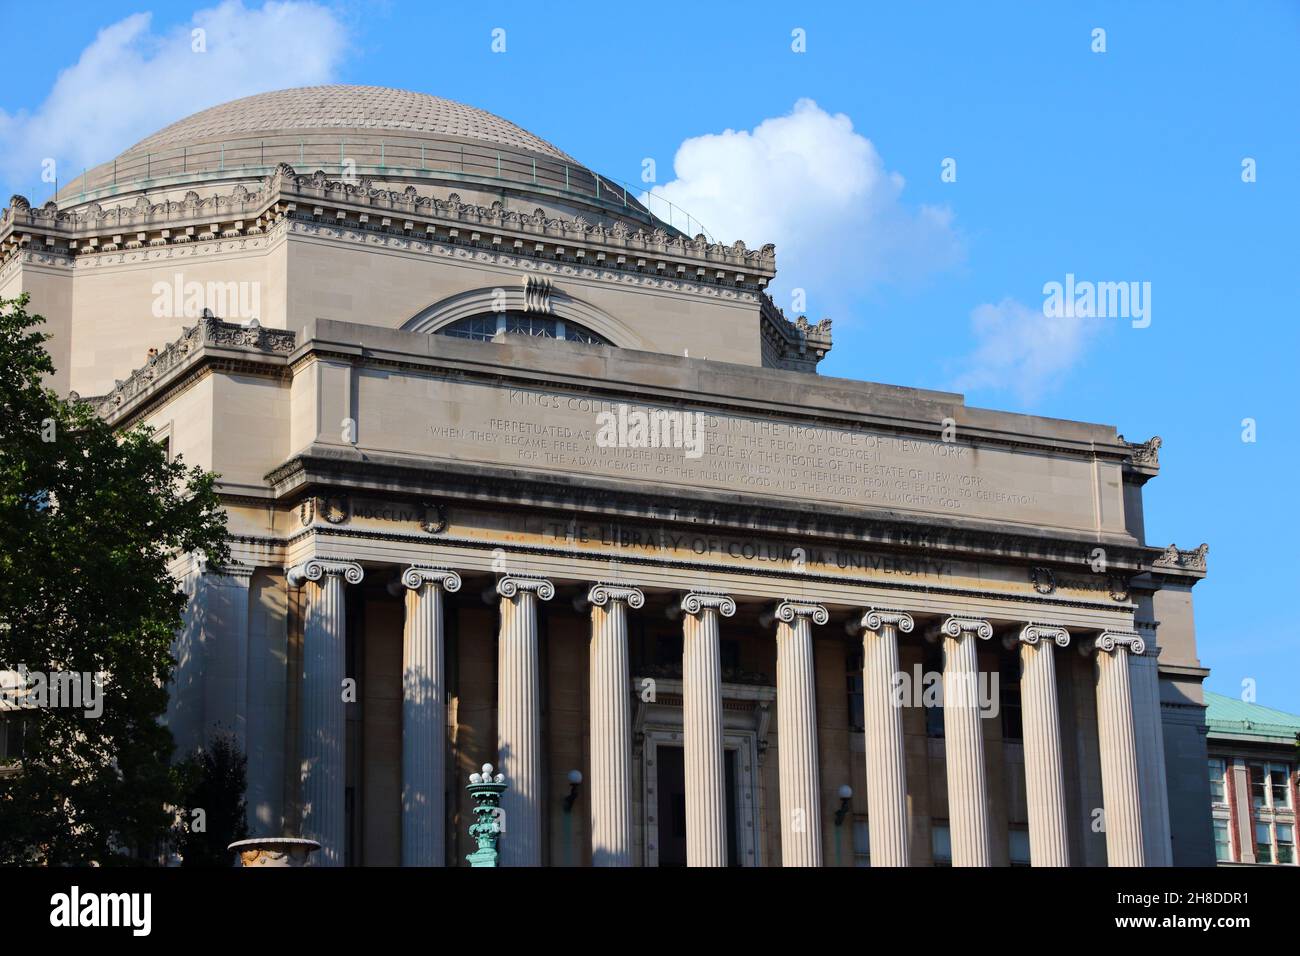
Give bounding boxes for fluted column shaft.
[496,575,554,867]
[775,601,827,867]
[681,592,735,867]
[1094,631,1146,866]
[1017,624,1071,866]
[1130,647,1173,866]
[940,616,992,867]
[288,559,363,867]
[400,567,460,867]
[587,584,643,867]
[859,609,915,867]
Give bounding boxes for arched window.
[437,312,611,346]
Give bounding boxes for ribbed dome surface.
[121,85,578,163]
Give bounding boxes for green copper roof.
[1205,691,1300,742]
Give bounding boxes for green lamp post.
[466,762,507,867]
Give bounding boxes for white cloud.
[644,99,961,310]
[0,1,348,194]
[950,297,1106,404]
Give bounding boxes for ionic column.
[1092,630,1147,866]
[774,601,827,867]
[586,583,643,867]
[939,616,993,867]
[856,608,915,867]
[399,566,461,867]
[1130,643,1173,866]
[287,558,364,867]
[496,574,554,867]
[1016,623,1071,866]
[680,591,735,867]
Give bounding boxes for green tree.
[172,734,249,866]
[0,294,229,865]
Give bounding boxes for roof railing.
[36,138,714,242]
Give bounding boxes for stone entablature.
[2,164,777,289]
[92,315,1205,588]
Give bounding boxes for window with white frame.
[1277,823,1294,864]
[1208,757,1227,804]
[1249,761,1294,811]
[1212,817,1233,862]
[1255,822,1275,864]
[438,313,611,345]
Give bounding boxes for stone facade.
[0,86,1214,866]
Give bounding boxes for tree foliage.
[0,294,229,865]
[172,734,249,867]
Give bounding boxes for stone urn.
[228,837,321,867]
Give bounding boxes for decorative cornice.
[857,608,916,634]
[1094,630,1146,655]
[774,600,829,625]
[1152,542,1208,572]
[1018,622,1071,648]
[274,166,774,268]
[759,292,832,372]
[940,616,993,640]
[1119,434,1162,469]
[588,583,645,609]
[497,575,555,601]
[681,591,736,617]
[400,566,462,593]
[3,166,777,283]
[96,313,295,418]
[286,558,364,587]
[267,451,1178,581]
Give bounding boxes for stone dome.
[55,85,687,238]
[121,85,580,165]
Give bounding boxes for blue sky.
[2,1,1296,711]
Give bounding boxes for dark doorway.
[655,745,740,866]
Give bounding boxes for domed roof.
[122,85,579,164]
[55,84,694,238]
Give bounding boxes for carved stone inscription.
[361,373,1114,532]
[543,519,954,581]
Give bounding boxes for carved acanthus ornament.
[2,164,776,289]
[758,292,832,372]
[1120,434,1162,469]
[96,313,295,417]
[1152,542,1208,572]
